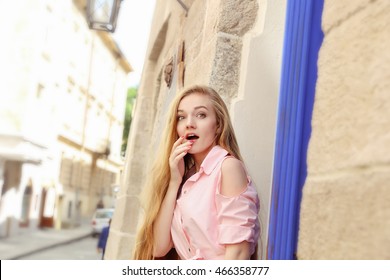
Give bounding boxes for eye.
[196,113,206,119]
[177,115,185,121]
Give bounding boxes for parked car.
[91,208,114,237]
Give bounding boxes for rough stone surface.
[183,0,206,46]
[104,231,135,260]
[299,0,390,259]
[210,33,243,102]
[104,195,140,259]
[308,0,390,175]
[185,35,217,86]
[112,195,140,234]
[298,168,390,259]
[322,0,373,33]
[218,0,258,36]
[184,31,204,68]
[203,0,221,45]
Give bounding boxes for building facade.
[107,0,389,259]
[0,0,131,238]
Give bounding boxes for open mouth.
[186,133,199,141]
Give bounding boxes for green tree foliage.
[121,87,137,156]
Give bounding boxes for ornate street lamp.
[86,0,122,32]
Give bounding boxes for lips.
[185,133,199,141]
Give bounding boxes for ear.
[216,125,222,134]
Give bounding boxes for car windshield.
[96,211,113,219]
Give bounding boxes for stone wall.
[298,0,390,259]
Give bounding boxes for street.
[19,236,101,260]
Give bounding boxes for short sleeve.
[215,182,260,253]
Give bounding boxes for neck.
[194,162,200,172]
[192,144,217,172]
[192,153,206,172]
[192,151,209,172]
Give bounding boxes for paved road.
[19,236,101,260]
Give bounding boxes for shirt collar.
[199,145,229,175]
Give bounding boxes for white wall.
[232,0,287,258]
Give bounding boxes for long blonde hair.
[133,85,243,259]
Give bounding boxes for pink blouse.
[171,145,260,260]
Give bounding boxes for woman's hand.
[169,136,193,186]
[153,136,193,257]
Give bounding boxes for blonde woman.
[134,85,260,260]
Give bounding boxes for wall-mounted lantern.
[86,0,122,32]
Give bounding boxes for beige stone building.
[0,0,131,237]
[107,0,390,259]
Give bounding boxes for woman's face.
[176,93,218,162]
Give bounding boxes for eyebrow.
[177,105,209,112]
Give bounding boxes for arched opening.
[19,180,33,227]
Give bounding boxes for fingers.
[170,144,191,163]
[171,137,192,155]
[174,143,192,155]
[169,137,194,184]
[170,151,188,165]
[169,136,193,165]
[171,135,185,151]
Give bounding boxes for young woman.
[133,85,260,260]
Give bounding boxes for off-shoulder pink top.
[171,145,260,260]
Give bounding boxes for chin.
[188,147,200,155]
[191,145,213,156]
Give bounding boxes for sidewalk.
[0,220,92,260]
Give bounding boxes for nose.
[186,116,196,128]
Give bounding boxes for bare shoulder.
[220,157,248,197]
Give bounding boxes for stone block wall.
[298,0,390,259]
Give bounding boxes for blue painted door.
[267,0,324,260]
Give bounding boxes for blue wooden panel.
[267,0,324,260]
